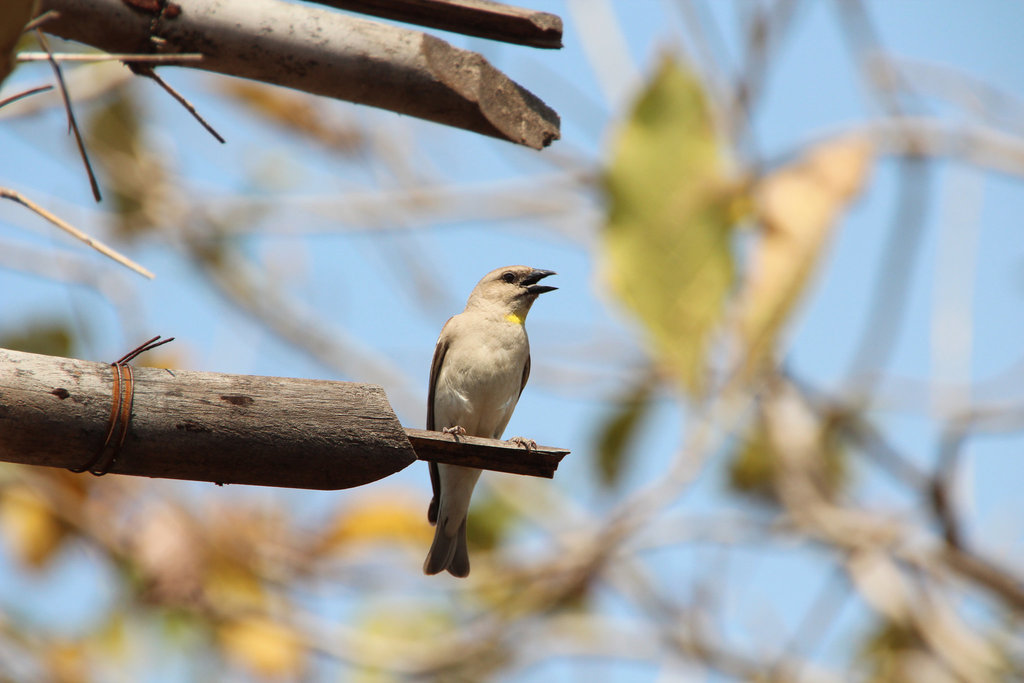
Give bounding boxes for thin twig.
[0,84,53,109]
[794,374,930,490]
[732,0,799,159]
[23,9,60,32]
[135,67,225,143]
[937,546,1024,615]
[34,29,102,201]
[932,430,965,549]
[0,187,154,279]
[17,52,203,64]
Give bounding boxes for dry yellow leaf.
[737,135,874,372]
[219,616,306,679]
[0,483,65,568]
[44,641,88,683]
[205,558,266,612]
[320,494,432,551]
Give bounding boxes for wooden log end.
[421,34,560,149]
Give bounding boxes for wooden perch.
[407,428,567,478]
[38,0,561,148]
[314,0,563,49]
[0,347,569,489]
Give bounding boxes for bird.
[423,265,557,577]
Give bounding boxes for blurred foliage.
[0,482,67,568]
[728,404,848,504]
[465,493,517,553]
[44,640,89,683]
[87,87,168,240]
[604,59,874,391]
[603,55,743,395]
[592,369,656,488]
[224,81,366,156]
[0,319,74,356]
[0,471,88,573]
[861,620,935,683]
[319,493,431,551]
[218,616,306,679]
[737,135,874,377]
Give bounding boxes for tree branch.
[38,0,561,148]
[314,0,563,49]
[0,187,154,279]
[0,347,416,489]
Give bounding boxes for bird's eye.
[501,271,516,284]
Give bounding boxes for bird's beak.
[523,269,557,295]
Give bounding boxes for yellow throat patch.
[504,313,524,325]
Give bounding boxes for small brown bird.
[423,266,557,577]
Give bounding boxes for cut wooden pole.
[38,0,561,148]
[0,348,571,488]
[0,347,416,489]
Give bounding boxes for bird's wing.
[426,318,454,525]
[519,351,531,399]
[426,318,453,432]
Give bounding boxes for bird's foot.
[443,425,467,438]
[507,436,537,452]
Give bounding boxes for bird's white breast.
[433,313,529,439]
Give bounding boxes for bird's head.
[466,266,557,322]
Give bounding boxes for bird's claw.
[508,436,537,452]
[443,425,467,438]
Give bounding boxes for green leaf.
[727,416,777,503]
[603,55,738,394]
[466,494,517,552]
[0,320,75,357]
[860,620,929,683]
[593,372,655,488]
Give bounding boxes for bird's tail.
[423,464,480,577]
[423,517,470,577]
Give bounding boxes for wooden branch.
[0,347,416,489]
[0,348,571,489]
[406,428,568,478]
[38,0,561,149]
[314,0,563,49]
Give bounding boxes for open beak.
[523,269,557,295]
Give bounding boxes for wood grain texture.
[0,348,416,489]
